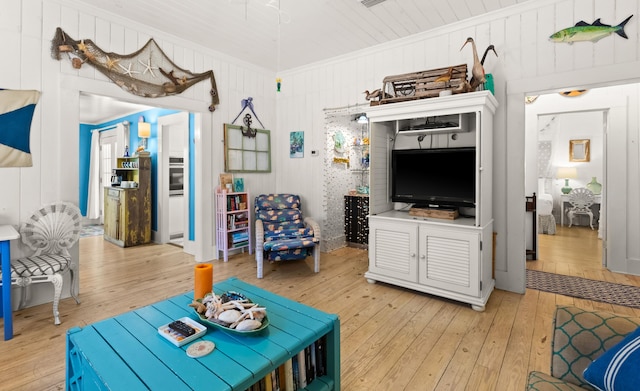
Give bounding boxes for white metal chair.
[567,188,595,230]
[0,202,82,324]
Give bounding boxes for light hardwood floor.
[2,228,640,391]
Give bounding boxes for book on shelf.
[305,344,314,384]
[264,370,273,391]
[231,232,248,242]
[262,337,327,391]
[292,355,300,389]
[277,363,285,391]
[316,335,327,377]
[284,359,294,391]
[233,221,249,229]
[297,350,307,388]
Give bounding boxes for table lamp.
[137,121,151,155]
[556,167,577,194]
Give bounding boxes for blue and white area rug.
[80,224,104,238]
[527,269,640,309]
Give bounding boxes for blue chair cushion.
[264,227,315,241]
[267,248,313,261]
[264,237,319,252]
[255,194,301,211]
[263,221,305,232]
[256,208,302,223]
[583,325,640,390]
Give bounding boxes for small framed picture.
[219,173,233,192]
[290,131,304,158]
[233,177,244,192]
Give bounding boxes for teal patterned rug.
[527,269,640,309]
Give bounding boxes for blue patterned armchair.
[254,194,321,278]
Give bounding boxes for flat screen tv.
[391,147,476,208]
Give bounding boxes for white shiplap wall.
[2,0,640,305]
[276,0,640,293]
[0,0,278,307]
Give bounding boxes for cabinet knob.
[411,253,416,258]
[420,254,426,260]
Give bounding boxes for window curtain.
[86,130,100,219]
[116,122,129,157]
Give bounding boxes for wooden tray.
[409,207,459,220]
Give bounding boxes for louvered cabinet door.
[417,226,480,297]
[368,218,418,282]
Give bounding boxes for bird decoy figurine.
[434,67,454,83]
[452,79,472,94]
[363,89,389,101]
[481,44,498,65]
[460,37,486,91]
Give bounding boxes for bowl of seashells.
[189,291,268,334]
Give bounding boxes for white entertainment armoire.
[364,91,498,311]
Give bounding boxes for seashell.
[251,310,266,322]
[235,319,262,331]
[217,309,242,323]
[220,291,248,303]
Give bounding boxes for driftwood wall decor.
[51,28,219,112]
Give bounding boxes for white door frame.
[528,107,607,266]
[98,129,118,225]
[523,87,632,279]
[157,112,193,253]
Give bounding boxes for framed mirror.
[569,139,590,162]
[224,124,271,172]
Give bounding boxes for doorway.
[523,85,636,278]
[79,93,191,252]
[157,112,190,250]
[98,129,117,224]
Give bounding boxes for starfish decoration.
[118,62,140,77]
[105,56,120,71]
[76,40,96,62]
[138,58,158,77]
[76,40,88,53]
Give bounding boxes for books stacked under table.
[249,336,328,391]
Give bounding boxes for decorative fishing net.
[51,27,219,111]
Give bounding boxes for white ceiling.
[77,0,533,123]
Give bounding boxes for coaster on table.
[186,340,215,358]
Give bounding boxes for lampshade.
[138,122,151,138]
[556,167,577,179]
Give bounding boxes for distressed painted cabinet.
[104,156,151,247]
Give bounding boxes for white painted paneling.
[278,0,640,293]
[536,5,556,76]
[0,0,278,307]
[4,0,640,306]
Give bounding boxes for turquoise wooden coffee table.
[66,277,340,390]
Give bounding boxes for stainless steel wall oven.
[169,157,184,196]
